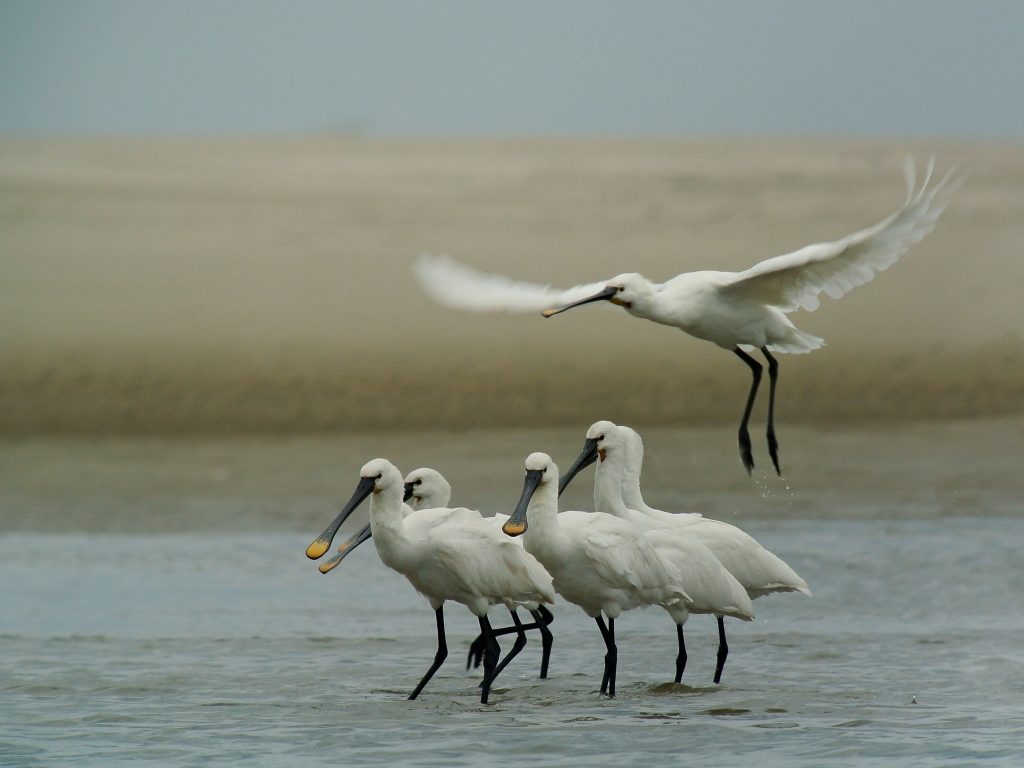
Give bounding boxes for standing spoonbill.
[560,421,810,682]
[561,421,754,683]
[319,467,556,679]
[503,452,692,697]
[404,466,556,679]
[306,459,555,704]
[413,158,962,474]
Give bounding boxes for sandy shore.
[2,138,1023,434]
[2,417,1021,533]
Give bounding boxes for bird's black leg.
[675,623,687,684]
[713,616,729,684]
[762,347,781,476]
[531,606,554,679]
[596,615,618,697]
[409,605,447,700]
[466,605,554,671]
[733,348,763,474]
[478,615,500,704]
[489,610,528,683]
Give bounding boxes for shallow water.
[3,518,1023,766]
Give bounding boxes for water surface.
[3,518,1023,766]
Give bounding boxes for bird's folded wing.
[413,253,608,313]
[582,524,684,598]
[718,157,964,313]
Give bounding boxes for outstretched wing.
[413,253,608,313]
[718,157,963,313]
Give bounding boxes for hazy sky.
[2,0,1022,138]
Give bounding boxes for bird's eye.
[597,434,605,441]
[414,479,422,486]
[375,473,383,480]
[615,286,624,293]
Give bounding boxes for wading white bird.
[503,452,692,697]
[559,421,753,683]
[414,158,962,475]
[306,459,555,704]
[560,420,811,682]
[321,466,556,679]
[404,466,556,678]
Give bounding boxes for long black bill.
[318,524,373,574]
[305,476,375,560]
[402,482,415,502]
[542,286,617,318]
[502,469,544,537]
[558,437,599,496]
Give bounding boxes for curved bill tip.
[541,308,559,318]
[306,538,331,560]
[318,553,345,574]
[502,520,527,537]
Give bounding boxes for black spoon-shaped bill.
[502,468,544,537]
[305,475,376,560]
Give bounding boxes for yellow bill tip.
[319,556,343,574]
[541,308,557,318]
[502,520,527,537]
[306,539,330,560]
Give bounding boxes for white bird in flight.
[414,158,962,475]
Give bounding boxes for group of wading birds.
[305,157,960,703]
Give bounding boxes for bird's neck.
[368,489,414,569]
[594,457,650,525]
[620,463,650,513]
[593,458,629,516]
[522,486,567,554]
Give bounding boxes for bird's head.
[605,273,650,309]
[557,420,622,495]
[503,452,558,537]
[305,458,400,561]
[542,273,651,317]
[403,467,451,509]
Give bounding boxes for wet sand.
[2,138,1023,435]
[2,416,1021,533]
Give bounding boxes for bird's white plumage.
[586,422,754,623]
[413,158,961,354]
[406,466,521,544]
[414,253,608,314]
[405,467,452,510]
[357,459,555,616]
[718,157,963,313]
[615,426,811,599]
[509,452,689,620]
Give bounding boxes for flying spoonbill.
[414,158,962,474]
[306,459,554,704]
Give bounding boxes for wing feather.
[413,253,608,313]
[719,157,964,313]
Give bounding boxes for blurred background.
[2,1,1022,527]
[4,4,1024,765]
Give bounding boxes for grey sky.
[2,0,1022,138]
